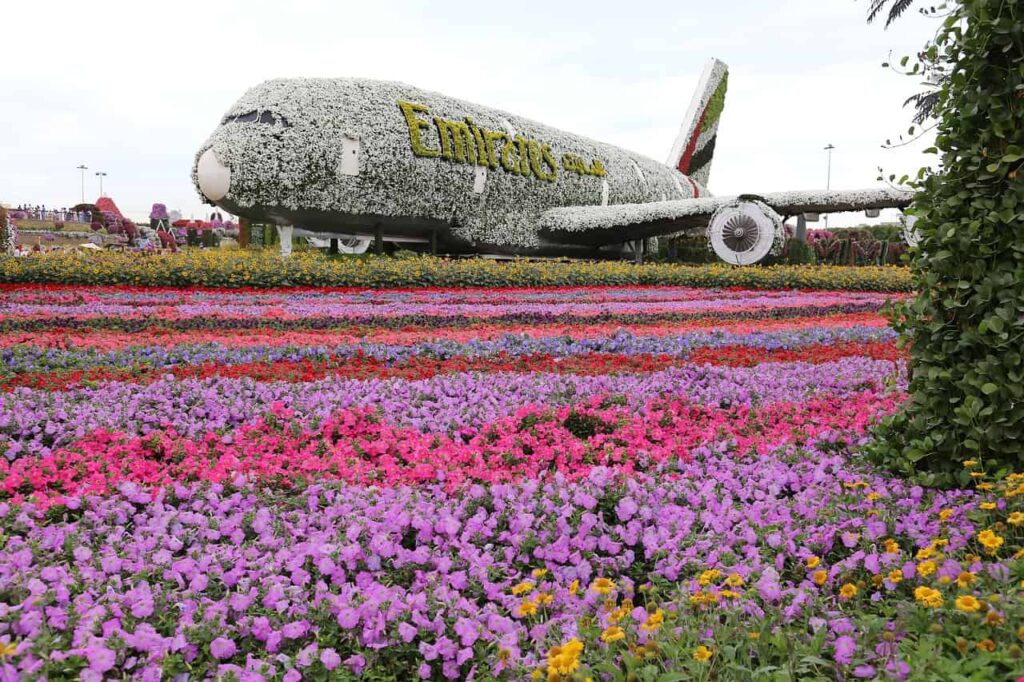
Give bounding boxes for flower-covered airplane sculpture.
[194,59,911,264]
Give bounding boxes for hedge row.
[0,251,914,291]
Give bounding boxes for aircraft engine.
[706,200,784,265]
[337,237,372,254]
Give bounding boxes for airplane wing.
[537,188,913,246]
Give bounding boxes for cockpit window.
[222,110,291,127]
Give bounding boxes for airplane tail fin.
[667,58,729,189]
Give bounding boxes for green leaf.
[981,383,999,395]
[656,674,690,682]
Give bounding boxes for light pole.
[823,144,835,228]
[76,165,88,203]
[95,171,107,198]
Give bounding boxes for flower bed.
[0,251,913,290]
[0,285,1021,681]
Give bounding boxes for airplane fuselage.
[194,78,707,256]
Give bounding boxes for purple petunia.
[210,637,236,660]
[834,635,857,666]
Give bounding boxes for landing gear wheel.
[707,201,783,265]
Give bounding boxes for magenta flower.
[834,636,856,665]
[345,654,366,674]
[210,637,236,660]
[320,648,341,670]
[85,645,116,673]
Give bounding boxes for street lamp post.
[823,144,835,229]
[76,165,88,203]
[95,171,107,198]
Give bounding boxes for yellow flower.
[517,600,539,618]
[938,509,954,522]
[600,626,625,643]
[693,645,713,662]
[511,581,535,596]
[608,607,628,624]
[970,471,986,478]
[884,538,901,554]
[813,570,828,586]
[0,642,16,658]
[979,502,997,511]
[589,578,615,595]
[640,609,665,633]
[916,544,936,560]
[977,483,995,491]
[977,639,996,653]
[1008,512,1024,526]
[806,556,821,569]
[720,589,741,600]
[839,583,858,600]
[531,669,544,681]
[888,569,903,584]
[547,638,584,677]
[725,573,745,587]
[956,572,976,589]
[917,560,937,577]
[748,631,761,640]
[698,569,722,586]
[962,459,979,467]
[535,592,553,607]
[955,595,981,612]
[914,586,944,608]
[531,568,548,579]
[977,529,1005,555]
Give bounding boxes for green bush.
[869,0,1024,485]
[0,250,913,291]
[784,239,816,265]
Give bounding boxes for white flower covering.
[538,188,913,234]
[193,78,703,249]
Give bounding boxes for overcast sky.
[1,0,938,226]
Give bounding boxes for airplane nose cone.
[197,149,231,202]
